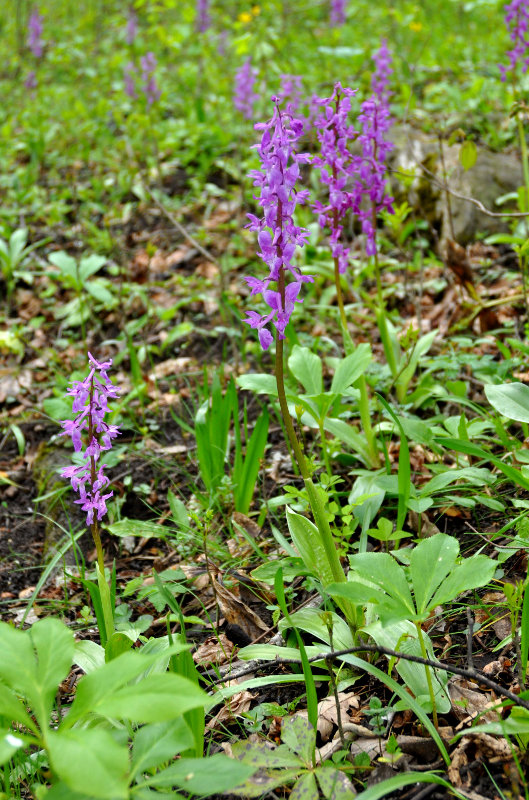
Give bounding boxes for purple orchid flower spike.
[60,353,120,527]
[244,98,313,350]
[27,9,44,58]
[196,0,211,32]
[234,59,260,119]
[499,0,529,80]
[329,0,346,26]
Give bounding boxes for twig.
[466,607,474,672]
[392,164,529,219]
[147,188,219,266]
[207,642,529,712]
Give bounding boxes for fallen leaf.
[212,578,268,642]
[449,677,500,724]
[193,633,235,666]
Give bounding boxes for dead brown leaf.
[212,578,268,642]
[449,677,500,724]
[193,633,235,666]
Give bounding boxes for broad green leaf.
[410,534,459,615]
[485,382,529,423]
[131,718,194,778]
[9,228,28,265]
[281,716,315,766]
[286,507,335,588]
[85,279,114,306]
[231,739,303,769]
[48,251,78,283]
[330,345,372,395]
[73,640,105,674]
[0,682,37,730]
[354,772,461,800]
[323,418,372,463]
[96,673,207,722]
[106,518,169,538]
[233,406,269,513]
[238,644,324,662]
[435,437,529,492]
[236,374,278,396]
[348,552,414,615]
[430,553,496,608]
[291,772,318,800]
[419,466,494,496]
[288,345,322,395]
[0,618,73,729]
[143,754,256,794]
[78,254,107,281]
[64,644,190,728]
[105,631,134,660]
[281,607,354,651]
[167,491,191,530]
[460,140,477,171]
[0,729,33,767]
[316,766,356,799]
[327,580,407,623]
[349,474,386,532]
[452,707,529,740]
[47,728,129,800]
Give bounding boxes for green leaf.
[64,645,190,728]
[410,534,459,615]
[286,507,335,588]
[291,772,318,800]
[231,739,303,769]
[48,251,79,284]
[288,346,323,395]
[460,140,477,171]
[131,718,194,778]
[485,382,529,423]
[330,345,372,395]
[281,716,315,766]
[354,772,461,800]
[105,632,134,661]
[233,407,269,514]
[0,729,33,766]
[95,673,207,723]
[143,754,256,794]
[47,728,129,800]
[316,766,356,799]
[78,254,107,281]
[73,640,105,674]
[236,374,278,396]
[435,437,529,492]
[85,279,115,306]
[167,491,190,530]
[0,682,37,730]
[430,553,496,608]
[106,518,169,538]
[0,618,74,729]
[348,552,415,615]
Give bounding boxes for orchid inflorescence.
[243,99,313,350]
[234,59,260,120]
[60,353,120,526]
[499,0,529,80]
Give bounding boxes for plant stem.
[415,622,438,730]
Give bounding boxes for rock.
[389,123,523,246]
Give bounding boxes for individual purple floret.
[27,9,44,58]
[244,98,313,350]
[24,70,37,90]
[312,83,358,274]
[234,59,259,120]
[499,0,529,79]
[196,0,211,32]
[60,353,120,526]
[278,74,303,115]
[125,9,138,44]
[124,61,137,98]
[371,38,393,103]
[140,52,161,106]
[329,0,347,26]
[352,97,394,256]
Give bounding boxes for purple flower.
[244,99,313,350]
[27,9,44,58]
[371,39,393,103]
[234,59,259,120]
[60,353,120,526]
[196,0,211,32]
[124,61,137,98]
[329,0,347,26]
[140,52,161,106]
[125,10,138,44]
[24,70,37,89]
[278,74,303,115]
[312,83,358,273]
[499,0,529,79]
[352,97,394,256]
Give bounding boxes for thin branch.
[207,642,529,712]
[391,164,529,219]
[147,187,219,266]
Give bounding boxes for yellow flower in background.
[252,5,261,14]
[238,11,252,23]
[409,21,423,32]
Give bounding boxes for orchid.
[234,59,259,120]
[244,99,312,350]
[499,0,529,80]
[60,353,120,526]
